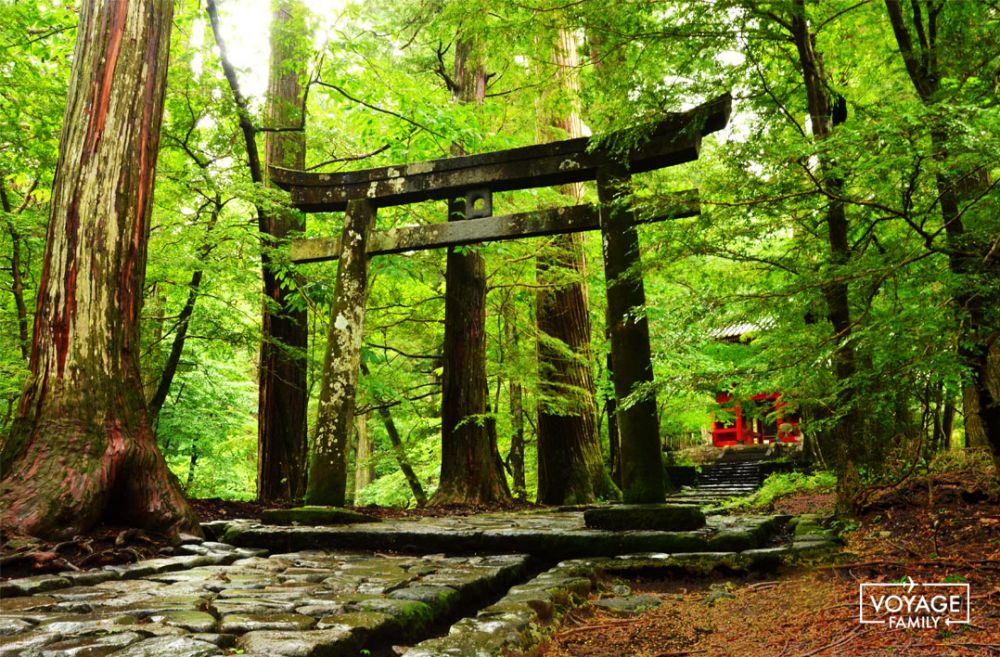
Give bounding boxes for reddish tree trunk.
[0,0,200,539]
[433,38,511,505]
[535,28,618,505]
[258,0,309,502]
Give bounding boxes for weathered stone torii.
[272,93,731,504]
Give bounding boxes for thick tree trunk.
[258,0,310,503]
[790,0,864,511]
[433,38,511,505]
[306,199,375,506]
[0,0,201,539]
[534,28,618,505]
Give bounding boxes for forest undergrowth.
[535,466,1000,657]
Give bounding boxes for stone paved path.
[1,542,529,656]
[1,510,840,657]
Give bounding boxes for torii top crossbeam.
[269,94,731,212]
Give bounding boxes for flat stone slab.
[583,504,706,531]
[261,506,381,526]
[218,510,785,560]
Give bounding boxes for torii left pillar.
[306,199,376,505]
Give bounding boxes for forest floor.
[535,469,1000,657]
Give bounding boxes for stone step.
[212,512,785,561]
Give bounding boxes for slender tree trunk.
[148,199,222,420]
[354,413,374,493]
[0,180,32,360]
[942,397,956,450]
[790,0,863,511]
[0,0,201,539]
[605,350,622,486]
[503,299,527,500]
[884,0,1000,468]
[186,437,199,490]
[433,38,511,505]
[258,0,310,502]
[359,361,427,505]
[534,28,618,505]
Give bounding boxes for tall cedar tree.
[433,38,512,505]
[258,0,310,501]
[0,0,201,539]
[535,28,619,504]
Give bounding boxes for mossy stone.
[260,506,380,526]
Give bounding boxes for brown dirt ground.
[534,470,1000,657]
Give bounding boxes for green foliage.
[157,358,258,500]
[2,0,996,504]
[729,471,838,510]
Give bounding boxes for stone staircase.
[668,448,771,504]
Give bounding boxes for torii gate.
[272,93,731,504]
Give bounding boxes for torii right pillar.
[597,164,666,503]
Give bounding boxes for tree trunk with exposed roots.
[0,0,201,540]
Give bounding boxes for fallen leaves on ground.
[537,470,1000,657]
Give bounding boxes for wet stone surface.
[0,541,530,657]
[1,510,826,657]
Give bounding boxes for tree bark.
[207,0,310,502]
[258,0,310,502]
[790,0,864,511]
[0,0,201,539]
[534,28,618,505]
[306,199,375,506]
[353,412,374,492]
[433,38,512,505]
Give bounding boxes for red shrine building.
[711,391,801,447]
[709,321,802,447]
